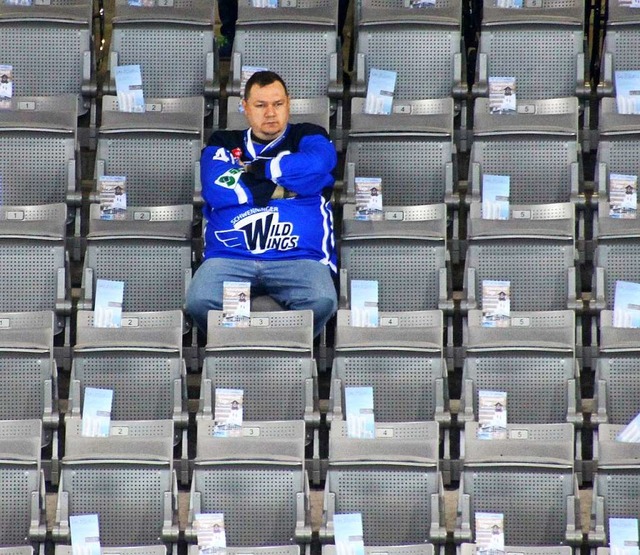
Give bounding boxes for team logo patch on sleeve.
[215,167,244,189]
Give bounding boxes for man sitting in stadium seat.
[186,71,338,337]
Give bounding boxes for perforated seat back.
[194,466,301,546]
[234,26,336,98]
[0,463,39,545]
[346,138,451,205]
[605,30,640,73]
[464,467,573,545]
[467,242,573,311]
[0,135,74,205]
[0,23,90,97]
[111,26,213,98]
[358,27,460,99]
[74,354,177,420]
[472,139,575,204]
[63,464,169,546]
[97,136,199,206]
[329,467,437,545]
[0,242,65,312]
[85,240,191,312]
[0,354,51,421]
[466,354,572,423]
[596,357,640,424]
[334,354,442,421]
[596,470,640,542]
[341,240,447,311]
[595,243,640,309]
[481,29,581,99]
[203,356,310,421]
[597,139,640,192]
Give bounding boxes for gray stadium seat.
[473,2,588,101]
[592,310,640,426]
[199,310,319,426]
[95,96,204,208]
[0,420,46,548]
[462,202,580,312]
[0,204,72,365]
[459,310,582,425]
[469,98,581,204]
[321,421,446,545]
[328,309,450,425]
[0,95,79,206]
[589,424,640,546]
[455,422,581,546]
[186,420,311,547]
[227,18,342,126]
[107,0,218,117]
[592,238,640,312]
[80,204,193,314]
[340,203,452,313]
[0,0,95,116]
[53,418,179,547]
[351,1,465,101]
[598,13,640,98]
[345,98,457,207]
[70,310,189,482]
[0,312,59,481]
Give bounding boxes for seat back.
[233,24,337,99]
[479,28,582,99]
[471,138,577,204]
[357,26,461,100]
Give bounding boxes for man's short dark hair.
[244,70,289,100]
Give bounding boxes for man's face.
[242,81,290,142]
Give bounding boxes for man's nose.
[265,104,276,116]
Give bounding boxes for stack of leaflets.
[619,0,640,7]
[94,279,124,328]
[354,177,383,221]
[345,386,375,439]
[238,66,268,112]
[364,69,397,116]
[70,514,101,555]
[213,388,243,437]
[610,518,639,555]
[114,65,145,113]
[482,174,510,221]
[222,281,250,327]
[489,77,516,114]
[194,513,227,555]
[616,71,640,115]
[496,0,523,7]
[252,0,278,6]
[81,387,113,438]
[475,513,505,555]
[334,513,366,555]
[617,412,640,443]
[481,280,511,328]
[128,0,155,5]
[4,0,32,4]
[407,0,436,6]
[609,174,637,219]
[350,280,379,328]
[477,391,507,440]
[0,65,12,110]
[98,176,127,220]
[613,280,640,329]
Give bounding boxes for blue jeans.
[186,257,337,337]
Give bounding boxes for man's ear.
[241,98,248,112]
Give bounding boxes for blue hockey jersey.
[200,123,337,272]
